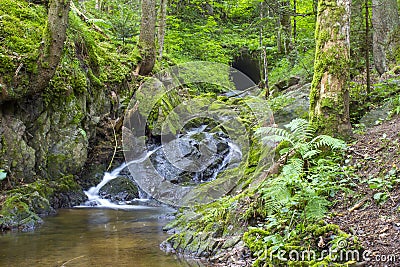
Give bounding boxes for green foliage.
[244,118,354,266]
[367,168,399,205]
[0,169,7,181]
[0,0,46,95]
[256,118,346,161]
[349,78,400,124]
[268,49,316,85]
[266,94,295,112]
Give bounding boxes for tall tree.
[371,0,400,75]
[157,0,167,61]
[137,0,156,75]
[259,0,269,97]
[309,0,352,137]
[276,0,292,56]
[33,0,70,92]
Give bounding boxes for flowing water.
[0,152,206,267]
[0,208,203,267]
[0,125,240,266]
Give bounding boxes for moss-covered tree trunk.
[32,0,70,93]
[157,0,167,61]
[137,0,156,75]
[372,0,400,75]
[309,0,352,137]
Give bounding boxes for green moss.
[0,0,46,99]
[310,0,352,136]
[0,175,83,231]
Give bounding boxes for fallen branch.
[14,63,23,77]
[348,197,368,212]
[70,2,110,40]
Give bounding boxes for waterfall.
[77,125,243,209]
[78,148,160,209]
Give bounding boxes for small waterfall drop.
[77,124,243,209]
[78,149,160,209]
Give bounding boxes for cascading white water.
[78,126,243,209]
[210,141,242,180]
[79,148,160,209]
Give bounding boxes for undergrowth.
[165,118,358,266]
[243,119,358,266]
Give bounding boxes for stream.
[0,159,205,267]
[0,124,242,266]
[0,207,204,267]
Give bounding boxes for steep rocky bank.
[0,0,136,230]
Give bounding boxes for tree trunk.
[309,0,352,137]
[259,1,269,97]
[280,0,292,56]
[137,0,157,76]
[365,0,371,93]
[30,0,70,96]
[371,0,400,75]
[157,0,167,61]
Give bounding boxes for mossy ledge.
[0,0,137,231]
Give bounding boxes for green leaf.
[373,192,388,203]
[78,128,87,138]
[0,169,7,181]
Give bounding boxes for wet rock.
[149,128,231,185]
[0,116,36,183]
[99,176,139,202]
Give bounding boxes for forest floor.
[328,115,400,267]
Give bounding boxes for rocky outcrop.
[272,83,310,126]
[271,76,301,94]
[0,1,135,231]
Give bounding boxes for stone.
[273,83,310,127]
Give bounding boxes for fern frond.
[261,180,291,214]
[284,118,315,143]
[304,196,330,220]
[282,158,304,177]
[311,135,346,150]
[302,149,321,160]
[284,118,308,132]
[256,127,295,146]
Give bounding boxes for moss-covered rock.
[0,174,85,231]
[0,0,136,231]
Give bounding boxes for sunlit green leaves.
[0,169,7,181]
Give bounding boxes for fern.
[311,135,346,150]
[304,196,330,220]
[257,118,346,160]
[244,119,352,266]
[256,118,348,222]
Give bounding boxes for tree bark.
[365,0,371,93]
[280,0,292,56]
[32,0,71,94]
[371,0,400,75]
[309,0,352,138]
[157,0,167,61]
[260,1,269,97]
[137,0,157,76]
[276,0,292,56]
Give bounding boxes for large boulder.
[150,129,231,185]
[272,83,310,127]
